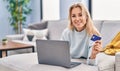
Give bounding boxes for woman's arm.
[87,40,102,65]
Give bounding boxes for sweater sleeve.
[87,41,98,66]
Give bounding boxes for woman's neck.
[76,26,85,32]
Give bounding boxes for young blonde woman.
[61,3,102,65]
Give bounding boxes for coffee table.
[0,41,34,58]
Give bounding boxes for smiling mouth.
[76,22,81,25]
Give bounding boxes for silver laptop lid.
[36,40,71,68]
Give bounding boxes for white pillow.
[23,28,48,41]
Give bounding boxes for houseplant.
[4,0,32,34]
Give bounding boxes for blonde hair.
[68,3,100,36]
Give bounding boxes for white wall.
[60,0,88,19]
[60,0,83,20]
[92,0,120,20]
[81,0,88,8]
[30,0,41,23]
[0,0,13,40]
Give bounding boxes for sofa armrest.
[6,34,24,40]
[115,52,120,71]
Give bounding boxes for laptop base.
[65,62,81,68]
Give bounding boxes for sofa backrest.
[47,20,68,40]
[93,20,104,32]
[100,21,120,47]
[28,20,120,48]
[48,20,120,47]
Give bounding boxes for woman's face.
[71,7,87,31]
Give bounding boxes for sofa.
[0,19,120,71]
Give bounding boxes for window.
[92,0,120,20]
[42,0,60,20]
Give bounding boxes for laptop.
[36,40,81,68]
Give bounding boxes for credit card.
[91,35,101,41]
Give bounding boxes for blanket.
[103,32,120,55]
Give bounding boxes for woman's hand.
[90,40,102,59]
[94,40,102,51]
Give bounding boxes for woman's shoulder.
[63,28,72,34]
[61,28,72,40]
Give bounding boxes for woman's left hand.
[90,40,102,59]
[94,40,102,52]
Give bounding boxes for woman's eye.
[72,15,76,17]
[79,14,82,17]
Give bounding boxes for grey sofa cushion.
[28,21,48,30]
[0,53,98,71]
[101,21,120,47]
[47,20,68,40]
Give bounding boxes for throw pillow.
[28,21,48,30]
[23,29,33,41]
[23,28,48,41]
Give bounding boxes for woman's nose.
[76,16,80,20]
